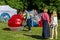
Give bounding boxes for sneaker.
[50,38,53,39]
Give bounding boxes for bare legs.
[55,27,58,39]
[50,27,58,39]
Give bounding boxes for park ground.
[0,20,60,40]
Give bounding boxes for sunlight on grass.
[0,20,60,40]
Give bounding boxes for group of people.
[41,8,58,39]
[22,8,58,39]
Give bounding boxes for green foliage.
[0,0,5,5]
[4,0,24,13]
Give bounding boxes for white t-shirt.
[26,11,30,19]
[51,16,58,25]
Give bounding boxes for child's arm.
[56,23,58,27]
[56,17,58,27]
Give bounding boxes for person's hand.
[48,22,51,26]
[26,19,27,21]
[48,22,51,27]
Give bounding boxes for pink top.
[41,12,50,23]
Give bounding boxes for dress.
[51,16,58,29]
[41,13,50,38]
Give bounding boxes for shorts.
[51,24,57,29]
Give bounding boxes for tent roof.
[0,5,17,12]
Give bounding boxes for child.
[50,10,58,39]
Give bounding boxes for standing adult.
[41,8,50,39]
[25,9,32,32]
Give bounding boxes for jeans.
[27,19,31,31]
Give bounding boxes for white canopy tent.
[0,5,17,21]
[0,5,17,17]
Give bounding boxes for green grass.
[0,20,60,40]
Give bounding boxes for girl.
[50,10,58,39]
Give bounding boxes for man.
[25,9,32,32]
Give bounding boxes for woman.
[41,8,50,39]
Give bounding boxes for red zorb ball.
[8,14,24,27]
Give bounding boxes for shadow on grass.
[3,28,11,31]
[22,30,28,31]
[24,34,47,40]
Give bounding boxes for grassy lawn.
[0,20,60,40]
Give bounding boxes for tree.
[0,0,5,5]
[4,0,24,13]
